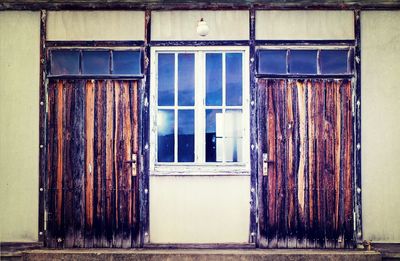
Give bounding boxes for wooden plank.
[314,80,326,248]
[122,81,133,248]
[342,80,353,248]
[56,80,64,240]
[334,80,344,248]
[93,80,107,247]
[38,10,47,244]
[286,80,296,248]
[2,1,400,11]
[306,80,316,248]
[84,80,95,247]
[266,79,277,248]
[257,79,267,247]
[71,80,86,247]
[113,81,123,248]
[296,80,307,248]
[105,80,114,246]
[324,80,337,248]
[63,81,74,247]
[130,81,140,246]
[276,79,287,248]
[46,81,56,248]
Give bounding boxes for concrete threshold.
[22,248,382,261]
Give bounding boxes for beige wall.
[0,11,40,242]
[47,11,145,40]
[361,11,400,243]
[152,11,249,40]
[256,10,354,40]
[149,175,250,243]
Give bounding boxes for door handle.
[263,153,274,176]
[125,154,137,176]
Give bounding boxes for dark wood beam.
[1,0,400,10]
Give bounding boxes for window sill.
[151,164,250,176]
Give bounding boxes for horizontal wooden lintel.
[46,41,145,48]
[256,40,356,46]
[47,75,144,80]
[1,1,400,11]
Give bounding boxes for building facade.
[0,0,399,248]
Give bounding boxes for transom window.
[150,47,250,174]
[257,47,354,76]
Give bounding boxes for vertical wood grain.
[276,79,287,248]
[286,80,296,248]
[56,81,64,237]
[63,81,74,247]
[84,80,95,247]
[267,79,278,248]
[71,80,86,247]
[343,80,353,247]
[122,81,133,248]
[46,81,56,248]
[296,80,307,248]
[105,80,114,246]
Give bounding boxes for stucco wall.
[256,11,354,40]
[152,11,249,40]
[47,11,145,40]
[0,11,40,242]
[149,175,250,243]
[361,11,400,242]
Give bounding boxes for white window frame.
[150,46,250,175]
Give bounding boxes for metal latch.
[125,154,137,176]
[263,153,274,176]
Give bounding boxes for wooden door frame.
[255,9,363,248]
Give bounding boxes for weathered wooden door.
[45,79,139,248]
[258,79,354,248]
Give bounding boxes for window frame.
[47,47,143,78]
[150,46,250,176]
[256,45,354,78]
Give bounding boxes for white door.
[149,46,250,244]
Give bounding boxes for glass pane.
[320,50,348,74]
[206,53,223,106]
[82,51,110,75]
[225,110,243,137]
[225,138,242,162]
[178,110,194,162]
[206,109,222,162]
[51,50,80,75]
[226,53,243,106]
[178,54,195,106]
[289,50,317,74]
[258,50,287,74]
[157,110,174,162]
[158,53,175,106]
[113,50,141,75]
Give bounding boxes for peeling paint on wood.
[45,79,139,248]
[258,79,354,248]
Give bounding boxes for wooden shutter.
[45,79,139,248]
[258,79,354,248]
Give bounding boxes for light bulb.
[197,18,209,37]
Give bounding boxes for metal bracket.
[125,153,138,176]
[263,153,274,176]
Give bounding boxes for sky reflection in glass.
[158,53,175,106]
[226,53,243,106]
[178,110,194,162]
[178,54,195,106]
[157,109,174,162]
[206,53,223,106]
[82,51,110,75]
